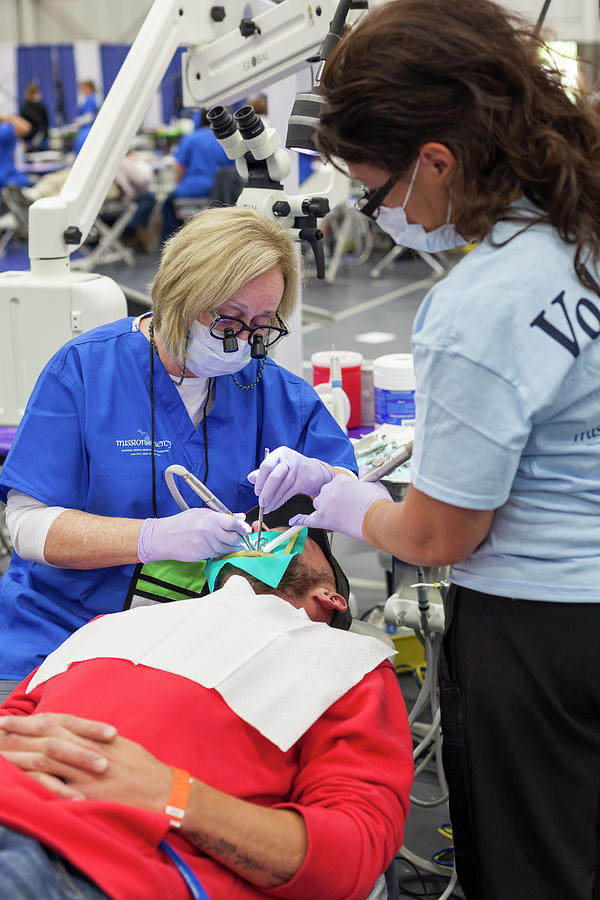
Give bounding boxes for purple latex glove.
[289,474,392,542]
[247,446,334,513]
[138,508,251,563]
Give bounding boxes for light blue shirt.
[410,199,600,601]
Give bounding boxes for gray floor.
[0,230,462,899]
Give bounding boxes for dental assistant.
[0,206,356,693]
[252,2,600,899]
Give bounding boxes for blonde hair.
[151,206,299,360]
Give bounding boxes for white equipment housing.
[0,262,126,422]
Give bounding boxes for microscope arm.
[28,0,345,268]
[29,1,214,265]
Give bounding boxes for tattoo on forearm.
[186,830,291,887]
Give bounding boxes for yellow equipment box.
[392,627,426,671]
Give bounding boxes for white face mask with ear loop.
[376,157,467,252]
[185,320,253,378]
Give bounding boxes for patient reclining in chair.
[0,498,412,900]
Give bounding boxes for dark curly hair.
[317,0,600,295]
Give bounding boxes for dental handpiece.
[182,472,255,550]
[360,440,413,482]
[181,471,232,514]
[164,465,254,550]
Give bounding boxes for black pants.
[439,585,600,900]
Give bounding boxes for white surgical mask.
[376,158,467,252]
[185,320,252,377]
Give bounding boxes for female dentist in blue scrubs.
[251,2,600,899]
[0,206,356,695]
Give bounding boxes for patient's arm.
[0,712,307,889]
[178,780,307,887]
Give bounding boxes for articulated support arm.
[28,0,352,268]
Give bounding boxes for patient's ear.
[314,589,347,614]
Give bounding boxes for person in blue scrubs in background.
[0,205,356,698]
[0,113,31,194]
[160,108,237,242]
[75,79,98,123]
[72,79,99,155]
[251,2,600,899]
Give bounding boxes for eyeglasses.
[209,312,289,349]
[356,176,397,220]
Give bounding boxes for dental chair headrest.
[244,494,352,631]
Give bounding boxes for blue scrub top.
[174,127,233,198]
[73,123,92,156]
[0,122,28,190]
[0,318,356,679]
[76,93,98,119]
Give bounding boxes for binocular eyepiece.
[207,104,265,141]
[206,105,238,140]
[233,106,264,140]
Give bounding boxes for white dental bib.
[27,576,391,751]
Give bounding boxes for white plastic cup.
[314,382,351,432]
[312,350,363,429]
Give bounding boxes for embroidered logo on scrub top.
[115,429,172,456]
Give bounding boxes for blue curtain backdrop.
[99,44,129,96]
[56,45,77,125]
[161,47,184,124]
[16,42,192,135]
[16,45,56,127]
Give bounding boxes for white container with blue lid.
[373,353,416,426]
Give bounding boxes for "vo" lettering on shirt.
[530,291,600,357]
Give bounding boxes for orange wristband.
[164,767,193,829]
